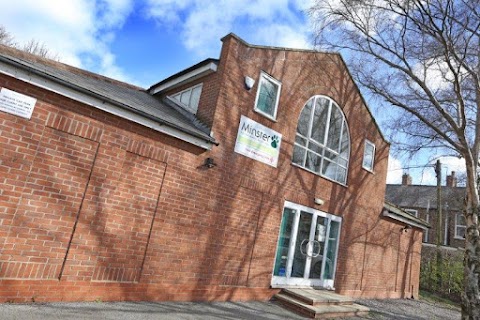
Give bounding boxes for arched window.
[292,96,350,184]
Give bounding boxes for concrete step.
[274,290,369,319]
[281,288,354,306]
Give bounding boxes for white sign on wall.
[234,115,282,167]
[0,88,37,119]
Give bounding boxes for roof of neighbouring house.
[0,44,216,149]
[385,184,465,211]
[383,201,431,230]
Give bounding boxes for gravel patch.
[0,298,461,319]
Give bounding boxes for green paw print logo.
[271,135,279,149]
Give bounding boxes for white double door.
[271,201,342,289]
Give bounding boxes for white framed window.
[362,140,375,171]
[292,96,350,185]
[170,83,203,114]
[455,214,466,239]
[404,209,418,217]
[254,71,281,120]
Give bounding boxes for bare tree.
[0,26,16,47]
[0,25,57,59]
[22,39,58,60]
[309,0,479,317]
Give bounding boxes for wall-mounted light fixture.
[245,76,255,90]
[401,225,412,233]
[203,157,217,169]
[314,198,325,206]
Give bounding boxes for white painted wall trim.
[0,60,214,150]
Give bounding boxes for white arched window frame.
[292,96,350,185]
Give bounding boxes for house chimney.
[446,171,457,187]
[402,173,412,185]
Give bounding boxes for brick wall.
[0,35,422,302]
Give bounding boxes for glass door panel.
[324,220,340,280]
[309,216,326,279]
[273,208,295,276]
[291,211,312,278]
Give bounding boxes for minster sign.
[234,115,282,167]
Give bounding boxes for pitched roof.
[385,184,465,211]
[383,202,431,230]
[0,45,216,148]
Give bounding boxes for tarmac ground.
[0,298,461,320]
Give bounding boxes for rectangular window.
[254,71,281,120]
[455,214,466,239]
[404,209,418,217]
[362,140,375,171]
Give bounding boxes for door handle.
[311,240,321,257]
[300,239,308,256]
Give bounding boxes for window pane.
[311,98,328,144]
[457,227,466,238]
[257,78,278,116]
[297,99,313,137]
[337,157,348,168]
[336,167,347,183]
[308,141,323,155]
[305,151,321,173]
[326,105,342,151]
[190,86,202,111]
[292,145,306,166]
[295,135,307,146]
[180,91,191,105]
[363,142,375,170]
[340,125,349,158]
[322,160,336,180]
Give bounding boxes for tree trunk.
[462,205,480,319]
[462,156,480,319]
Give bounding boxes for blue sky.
[0,0,465,185]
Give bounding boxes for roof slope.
[0,45,215,146]
[383,202,431,230]
[385,184,465,210]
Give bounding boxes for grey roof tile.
[385,184,465,211]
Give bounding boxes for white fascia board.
[0,61,213,150]
[150,62,217,95]
[382,209,429,230]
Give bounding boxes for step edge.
[274,293,370,313]
[282,288,354,305]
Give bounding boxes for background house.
[386,172,465,248]
[0,33,426,303]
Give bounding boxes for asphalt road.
[0,298,461,319]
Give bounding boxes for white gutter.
[149,61,218,95]
[0,60,214,150]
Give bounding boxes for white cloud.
[146,0,313,57]
[386,154,403,184]
[0,0,134,82]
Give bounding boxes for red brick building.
[386,172,465,249]
[0,34,427,303]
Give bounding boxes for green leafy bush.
[420,249,463,302]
